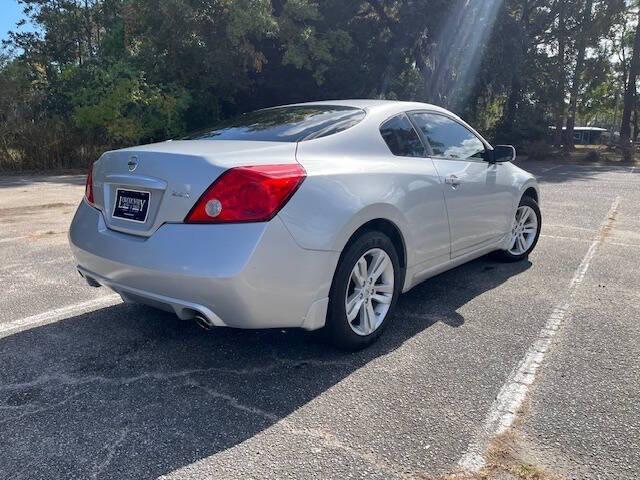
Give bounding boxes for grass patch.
[441,431,562,480]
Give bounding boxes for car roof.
[283,99,455,116]
[276,99,483,144]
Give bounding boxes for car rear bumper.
[69,200,338,330]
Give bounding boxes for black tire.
[492,196,542,262]
[324,231,402,350]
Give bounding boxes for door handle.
[445,174,461,187]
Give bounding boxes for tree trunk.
[565,0,593,151]
[620,6,640,162]
[503,0,531,132]
[84,0,93,58]
[426,0,469,107]
[366,0,401,98]
[378,49,403,97]
[554,1,567,148]
[122,2,136,54]
[504,73,522,129]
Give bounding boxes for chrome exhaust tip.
[194,314,215,331]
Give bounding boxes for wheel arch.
[520,182,540,205]
[340,218,408,272]
[522,186,539,203]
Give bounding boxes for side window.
[380,114,426,157]
[410,113,486,160]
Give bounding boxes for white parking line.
[457,195,621,472]
[0,294,121,339]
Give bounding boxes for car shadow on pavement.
[0,256,530,479]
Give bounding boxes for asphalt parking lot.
[0,160,638,479]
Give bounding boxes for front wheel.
[325,231,402,350]
[492,196,542,262]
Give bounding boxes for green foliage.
[0,0,635,170]
[66,62,190,143]
[278,1,352,85]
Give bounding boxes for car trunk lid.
[91,140,299,237]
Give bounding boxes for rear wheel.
[493,196,542,262]
[325,231,402,350]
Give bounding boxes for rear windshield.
[186,106,365,142]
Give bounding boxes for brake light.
[185,164,306,223]
[85,162,95,206]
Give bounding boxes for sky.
[1,0,29,45]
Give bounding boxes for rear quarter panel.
[278,117,451,272]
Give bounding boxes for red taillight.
[185,164,306,224]
[85,162,95,206]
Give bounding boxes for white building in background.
[549,126,610,145]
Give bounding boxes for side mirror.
[487,145,516,163]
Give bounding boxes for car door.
[408,112,513,258]
[378,114,451,269]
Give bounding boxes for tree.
[620,4,640,161]
[564,0,593,150]
[1,0,638,170]
[553,0,569,148]
[563,0,625,149]
[564,0,594,150]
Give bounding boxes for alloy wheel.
[344,248,395,336]
[508,205,538,256]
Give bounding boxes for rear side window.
[409,112,485,160]
[379,114,426,157]
[186,106,365,143]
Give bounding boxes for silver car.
[69,100,541,349]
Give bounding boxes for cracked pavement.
[0,161,638,479]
